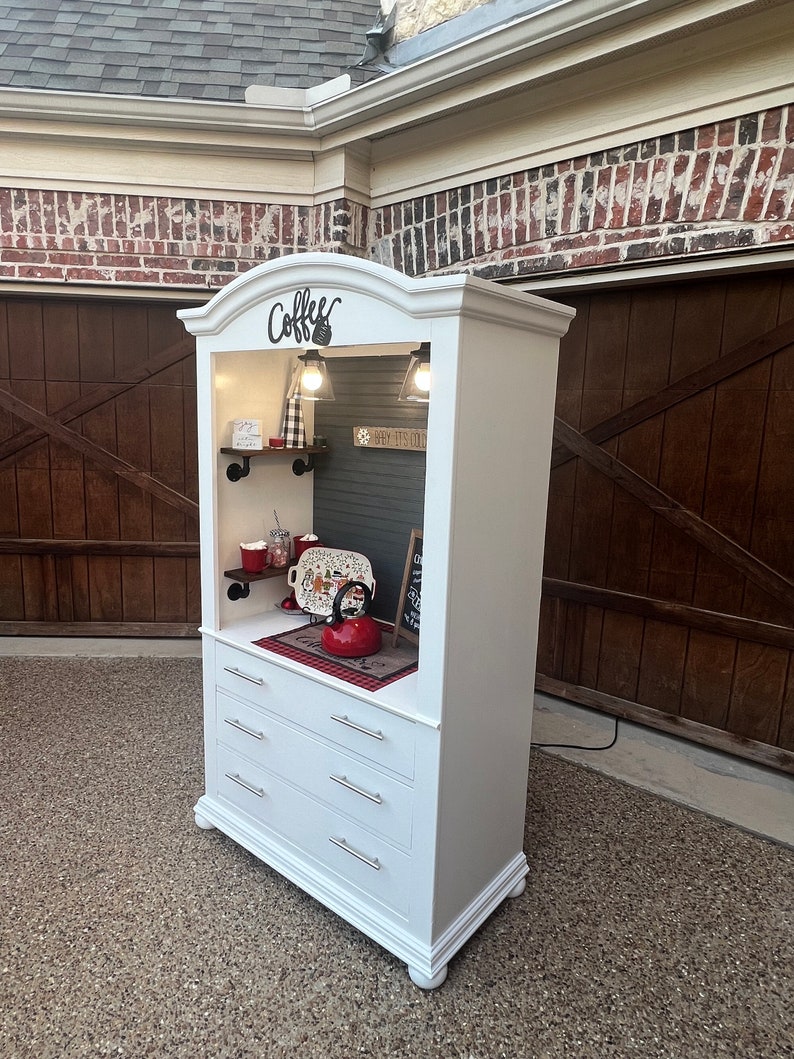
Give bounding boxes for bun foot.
[508,876,527,898]
[194,811,215,831]
[408,964,448,990]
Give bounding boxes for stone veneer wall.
[0,106,792,289]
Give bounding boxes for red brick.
[696,125,717,150]
[663,154,691,221]
[513,185,528,245]
[717,119,737,146]
[162,271,207,285]
[681,151,713,221]
[569,246,621,269]
[722,147,756,220]
[93,254,144,268]
[761,107,782,143]
[548,232,601,253]
[40,190,57,235]
[2,247,47,262]
[473,200,486,257]
[26,191,42,234]
[766,146,794,219]
[701,148,733,220]
[766,223,793,242]
[592,167,611,230]
[610,163,631,228]
[559,172,576,233]
[644,157,667,224]
[527,183,542,243]
[785,106,794,146]
[627,160,649,226]
[603,225,662,245]
[18,264,65,280]
[500,190,512,247]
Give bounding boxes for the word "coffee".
[267,288,342,345]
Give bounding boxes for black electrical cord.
[531,716,619,752]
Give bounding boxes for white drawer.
[216,691,413,848]
[216,745,411,915]
[215,641,415,779]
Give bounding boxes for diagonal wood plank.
[0,335,194,464]
[0,387,199,519]
[553,416,794,612]
[551,315,794,469]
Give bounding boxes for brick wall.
[0,194,368,288]
[0,106,791,289]
[370,106,794,280]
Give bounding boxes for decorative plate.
[288,547,375,617]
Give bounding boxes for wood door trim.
[0,538,200,557]
[551,315,794,469]
[0,387,199,519]
[535,673,794,775]
[543,577,794,651]
[0,335,194,464]
[553,416,794,612]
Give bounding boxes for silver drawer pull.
[225,772,264,798]
[224,717,264,740]
[223,665,265,686]
[330,713,383,741]
[330,774,382,804]
[329,836,380,871]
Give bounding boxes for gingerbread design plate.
[287,548,375,617]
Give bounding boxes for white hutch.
[178,254,573,988]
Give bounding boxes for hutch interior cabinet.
[178,254,573,988]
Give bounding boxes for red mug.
[293,536,323,561]
[240,545,273,573]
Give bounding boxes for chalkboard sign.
[392,529,422,647]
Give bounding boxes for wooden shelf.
[224,565,291,584]
[220,445,329,481]
[220,445,328,457]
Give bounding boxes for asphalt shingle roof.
[0,0,381,101]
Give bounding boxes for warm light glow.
[414,363,431,392]
[301,364,323,391]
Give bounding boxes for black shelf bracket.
[226,456,251,482]
[292,454,315,476]
[227,581,251,601]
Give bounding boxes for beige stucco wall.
[385,0,489,42]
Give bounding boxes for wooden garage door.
[0,296,200,636]
[537,269,794,774]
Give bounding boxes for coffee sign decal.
[267,288,342,346]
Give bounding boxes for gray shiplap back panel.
[313,356,427,622]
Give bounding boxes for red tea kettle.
[321,581,382,658]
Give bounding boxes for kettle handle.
[329,580,373,624]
